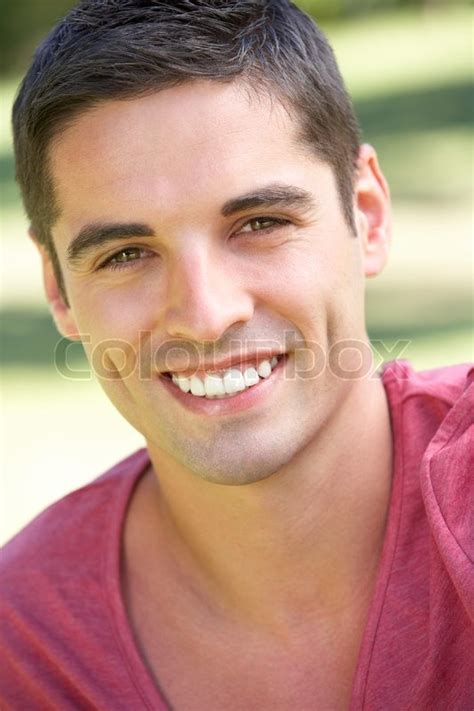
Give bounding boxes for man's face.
[46,80,387,484]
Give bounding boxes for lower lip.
[158,355,288,416]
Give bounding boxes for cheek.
[69,278,164,344]
[258,233,363,341]
[248,241,329,322]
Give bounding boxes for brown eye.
[248,218,275,231]
[112,247,142,263]
[237,216,289,235]
[99,246,154,272]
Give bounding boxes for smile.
[165,355,282,399]
[159,354,288,415]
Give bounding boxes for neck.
[131,375,393,634]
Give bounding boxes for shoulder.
[382,360,473,409]
[0,447,151,708]
[383,362,474,618]
[381,360,473,493]
[382,360,473,447]
[415,366,473,619]
[0,447,149,584]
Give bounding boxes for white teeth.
[257,359,272,378]
[204,374,226,397]
[243,367,260,386]
[169,355,283,398]
[223,369,246,394]
[174,375,191,393]
[190,375,206,397]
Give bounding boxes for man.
[1,1,472,708]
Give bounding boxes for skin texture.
[36,80,393,707]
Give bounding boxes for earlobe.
[354,144,392,278]
[29,229,81,341]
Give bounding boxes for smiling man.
[1,1,473,709]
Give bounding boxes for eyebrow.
[66,183,315,266]
[66,223,155,266]
[220,184,314,217]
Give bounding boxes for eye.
[99,246,153,271]
[235,216,290,236]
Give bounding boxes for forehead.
[49,80,319,232]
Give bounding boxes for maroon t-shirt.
[1,362,473,710]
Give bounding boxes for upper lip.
[162,351,285,378]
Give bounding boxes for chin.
[180,436,307,487]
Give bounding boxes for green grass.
[374,127,473,204]
[325,5,473,99]
[398,327,473,371]
[0,79,18,153]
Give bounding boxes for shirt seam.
[100,457,162,711]
[426,406,474,565]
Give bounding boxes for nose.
[162,246,254,342]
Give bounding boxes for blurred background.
[1,0,472,544]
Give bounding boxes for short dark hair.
[13,0,360,296]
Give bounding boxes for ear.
[354,144,392,278]
[29,229,81,341]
